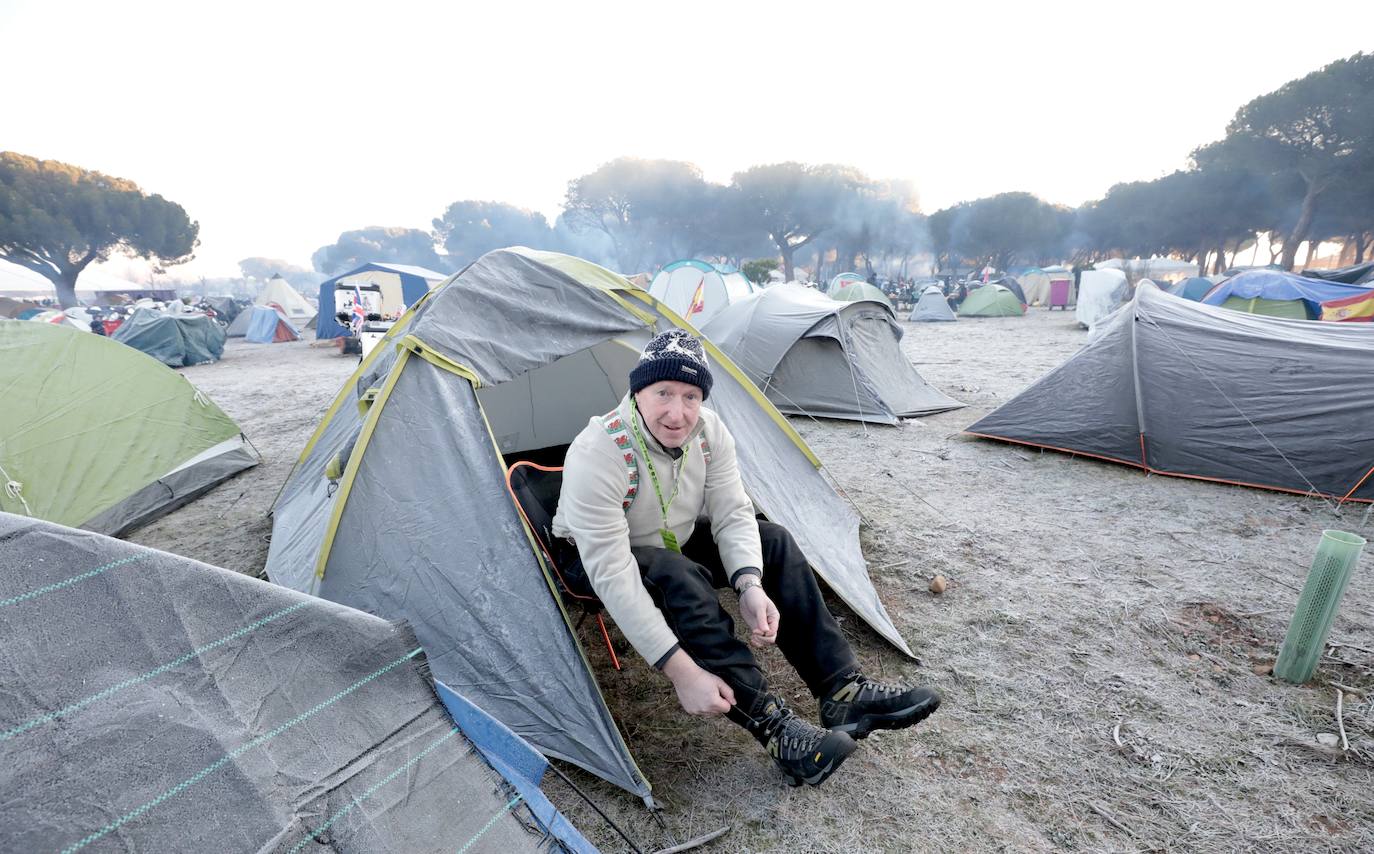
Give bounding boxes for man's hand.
[661,649,734,716]
[738,585,779,647]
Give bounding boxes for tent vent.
[1274,530,1365,684]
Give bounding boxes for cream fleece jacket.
[552,394,762,667]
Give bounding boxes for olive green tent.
[0,320,257,535]
[959,284,1026,317]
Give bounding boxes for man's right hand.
[661,649,734,716]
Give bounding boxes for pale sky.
[2,0,1371,278]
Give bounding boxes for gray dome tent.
[703,283,963,423]
[265,249,916,802]
[968,284,1374,502]
[910,285,957,322]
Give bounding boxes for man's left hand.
[739,585,779,647]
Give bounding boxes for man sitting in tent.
[553,329,940,787]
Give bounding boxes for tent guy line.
[1135,302,1334,512]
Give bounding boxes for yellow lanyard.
[630,403,691,552]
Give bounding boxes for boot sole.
[784,734,858,787]
[831,695,940,740]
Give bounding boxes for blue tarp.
[244,304,299,343]
[1201,270,1374,315]
[316,263,446,340]
[435,681,599,854]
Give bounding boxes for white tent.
[648,260,756,326]
[1019,269,1054,305]
[1095,257,1196,283]
[256,274,315,326]
[1076,269,1129,329]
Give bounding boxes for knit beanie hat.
[629,328,713,400]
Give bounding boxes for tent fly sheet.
[969,284,1374,503]
[0,513,593,854]
[705,283,963,422]
[0,320,257,535]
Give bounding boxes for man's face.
[634,380,703,449]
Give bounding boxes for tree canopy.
[1201,51,1374,268]
[310,226,447,275]
[432,201,559,270]
[0,152,198,307]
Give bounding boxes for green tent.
[1219,295,1312,320]
[959,284,1026,317]
[0,319,258,534]
[111,307,226,366]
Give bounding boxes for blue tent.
[316,263,447,340]
[1168,277,1215,301]
[1202,269,1374,319]
[244,304,300,343]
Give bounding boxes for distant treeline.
[306,52,1371,281]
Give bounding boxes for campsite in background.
[1,9,1372,853]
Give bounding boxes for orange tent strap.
[1339,463,1374,505]
[966,431,1372,505]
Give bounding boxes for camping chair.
[505,461,622,670]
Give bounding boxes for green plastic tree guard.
[1274,530,1366,684]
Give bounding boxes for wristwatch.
[735,577,762,597]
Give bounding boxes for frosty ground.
[134,310,1374,853]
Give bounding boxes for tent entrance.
[477,337,641,458]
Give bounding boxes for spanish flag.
[1320,290,1374,322]
[686,277,706,317]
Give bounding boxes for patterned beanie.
[629,329,713,400]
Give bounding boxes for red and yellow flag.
[686,276,706,317]
[1320,290,1374,322]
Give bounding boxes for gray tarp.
[703,283,963,423]
[0,513,566,853]
[112,307,226,366]
[267,248,916,800]
[968,283,1374,501]
[910,286,956,322]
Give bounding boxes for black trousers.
[557,520,859,717]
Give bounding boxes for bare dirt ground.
[134,311,1374,853]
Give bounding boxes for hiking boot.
[819,673,941,739]
[746,697,856,787]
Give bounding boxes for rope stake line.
[455,795,524,854]
[0,461,33,516]
[1133,305,1337,512]
[1,554,148,609]
[286,726,461,854]
[2,601,312,742]
[56,647,422,854]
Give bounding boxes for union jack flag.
[352,285,367,333]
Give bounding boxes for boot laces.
[855,676,907,701]
[769,708,826,754]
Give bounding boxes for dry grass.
[138,315,1374,853]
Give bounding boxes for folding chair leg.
[596,613,622,671]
